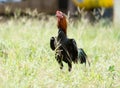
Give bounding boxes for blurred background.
[0,0,119,24]
[0,1,120,87]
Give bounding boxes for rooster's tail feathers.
[78,48,90,66]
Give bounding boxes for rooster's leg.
[55,54,64,70]
[60,62,63,70]
[68,62,72,72]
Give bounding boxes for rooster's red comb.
[56,10,63,18]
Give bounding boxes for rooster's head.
[56,10,67,35]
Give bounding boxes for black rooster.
[50,11,89,71]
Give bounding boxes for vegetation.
[0,16,119,88]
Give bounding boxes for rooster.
[50,11,89,71]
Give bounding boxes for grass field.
[0,16,120,88]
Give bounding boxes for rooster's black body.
[50,29,78,71]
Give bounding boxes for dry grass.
[0,16,119,88]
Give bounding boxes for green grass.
[0,17,120,88]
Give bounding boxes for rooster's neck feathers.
[57,12,67,36]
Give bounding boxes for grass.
[0,16,120,88]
